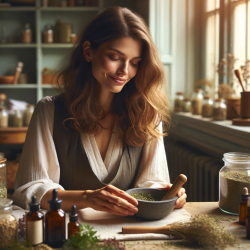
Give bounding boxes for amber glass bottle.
[26,196,44,246]
[246,198,250,239]
[68,205,80,238]
[239,187,249,225]
[45,189,65,248]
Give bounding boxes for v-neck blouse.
[13,96,170,209]
[81,122,123,183]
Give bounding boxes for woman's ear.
[83,41,92,62]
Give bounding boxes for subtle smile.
[109,75,127,85]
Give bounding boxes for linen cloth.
[12,206,191,241]
[13,96,170,209]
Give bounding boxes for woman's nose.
[117,60,129,76]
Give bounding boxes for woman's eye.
[130,62,138,67]
[108,56,119,61]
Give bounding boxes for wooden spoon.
[234,69,246,92]
[161,174,187,201]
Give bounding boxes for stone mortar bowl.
[126,188,178,220]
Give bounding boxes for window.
[230,0,250,68]
[204,0,220,95]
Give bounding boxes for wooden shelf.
[40,7,99,12]
[0,84,37,89]
[0,44,37,48]
[0,7,36,12]
[41,44,75,48]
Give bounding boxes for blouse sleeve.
[12,96,64,210]
[133,121,170,188]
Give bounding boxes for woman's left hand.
[160,184,187,208]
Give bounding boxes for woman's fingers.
[98,189,138,213]
[105,185,138,206]
[97,199,135,216]
[175,193,187,208]
[177,187,185,197]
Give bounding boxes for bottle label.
[26,220,43,245]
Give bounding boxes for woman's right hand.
[82,184,138,216]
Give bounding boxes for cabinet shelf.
[0,7,36,12]
[0,84,37,89]
[41,44,74,48]
[0,44,37,48]
[40,7,99,12]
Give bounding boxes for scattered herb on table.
[18,212,27,241]
[129,192,157,201]
[63,224,125,250]
[5,241,33,250]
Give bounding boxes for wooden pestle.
[161,174,187,201]
[122,225,170,235]
[234,69,246,92]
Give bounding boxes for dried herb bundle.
[129,192,157,201]
[169,215,237,248]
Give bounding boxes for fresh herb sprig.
[63,224,125,250]
[63,224,99,250]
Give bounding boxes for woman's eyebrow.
[107,48,142,59]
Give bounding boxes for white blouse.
[13,96,170,209]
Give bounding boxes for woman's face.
[86,37,142,93]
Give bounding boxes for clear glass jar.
[213,98,226,121]
[174,92,184,112]
[182,98,191,112]
[219,152,250,215]
[0,107,8,127]
[21,23,32,44]
[42,24,54,44]
[191,89,203,115]
[0,155,7,198]
[23,104,34,127]
[201,96,213,118]
[0,199,17,249]
[9,109,23,127]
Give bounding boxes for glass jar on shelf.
[219,152,250,215]
[21,23,32,44]
[201,96,213,118]
[213,98,226,121]
[0,155,7,199]
[0,107,9,128]
[23,104,34,127]
[42,24,54,44]
[182,98,191,113]
[174,92,184,112]
[191,89,203,115]
[9,109,23,127]
[0,199,17,249]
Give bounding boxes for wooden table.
[123,202,250,250]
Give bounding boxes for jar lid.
[26,104,34,108]
[0,153,6,164]
[184,98,191,101]
[0,199,13,210]
[176,92,183,95]
[215,98,224,102]
[204,96,211,100]
[194,88,202,93]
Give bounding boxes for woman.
[13,6,186,216]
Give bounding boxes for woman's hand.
[160,184,187,208]
[82,184,138,216]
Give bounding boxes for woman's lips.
[109,75,126,85]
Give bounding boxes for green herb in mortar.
[130,192,158,201]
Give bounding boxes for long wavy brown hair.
[57,6,170,146]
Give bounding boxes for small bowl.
[0,76,14,84]
[126,188,177,220]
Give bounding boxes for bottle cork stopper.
[243,187,249,195]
